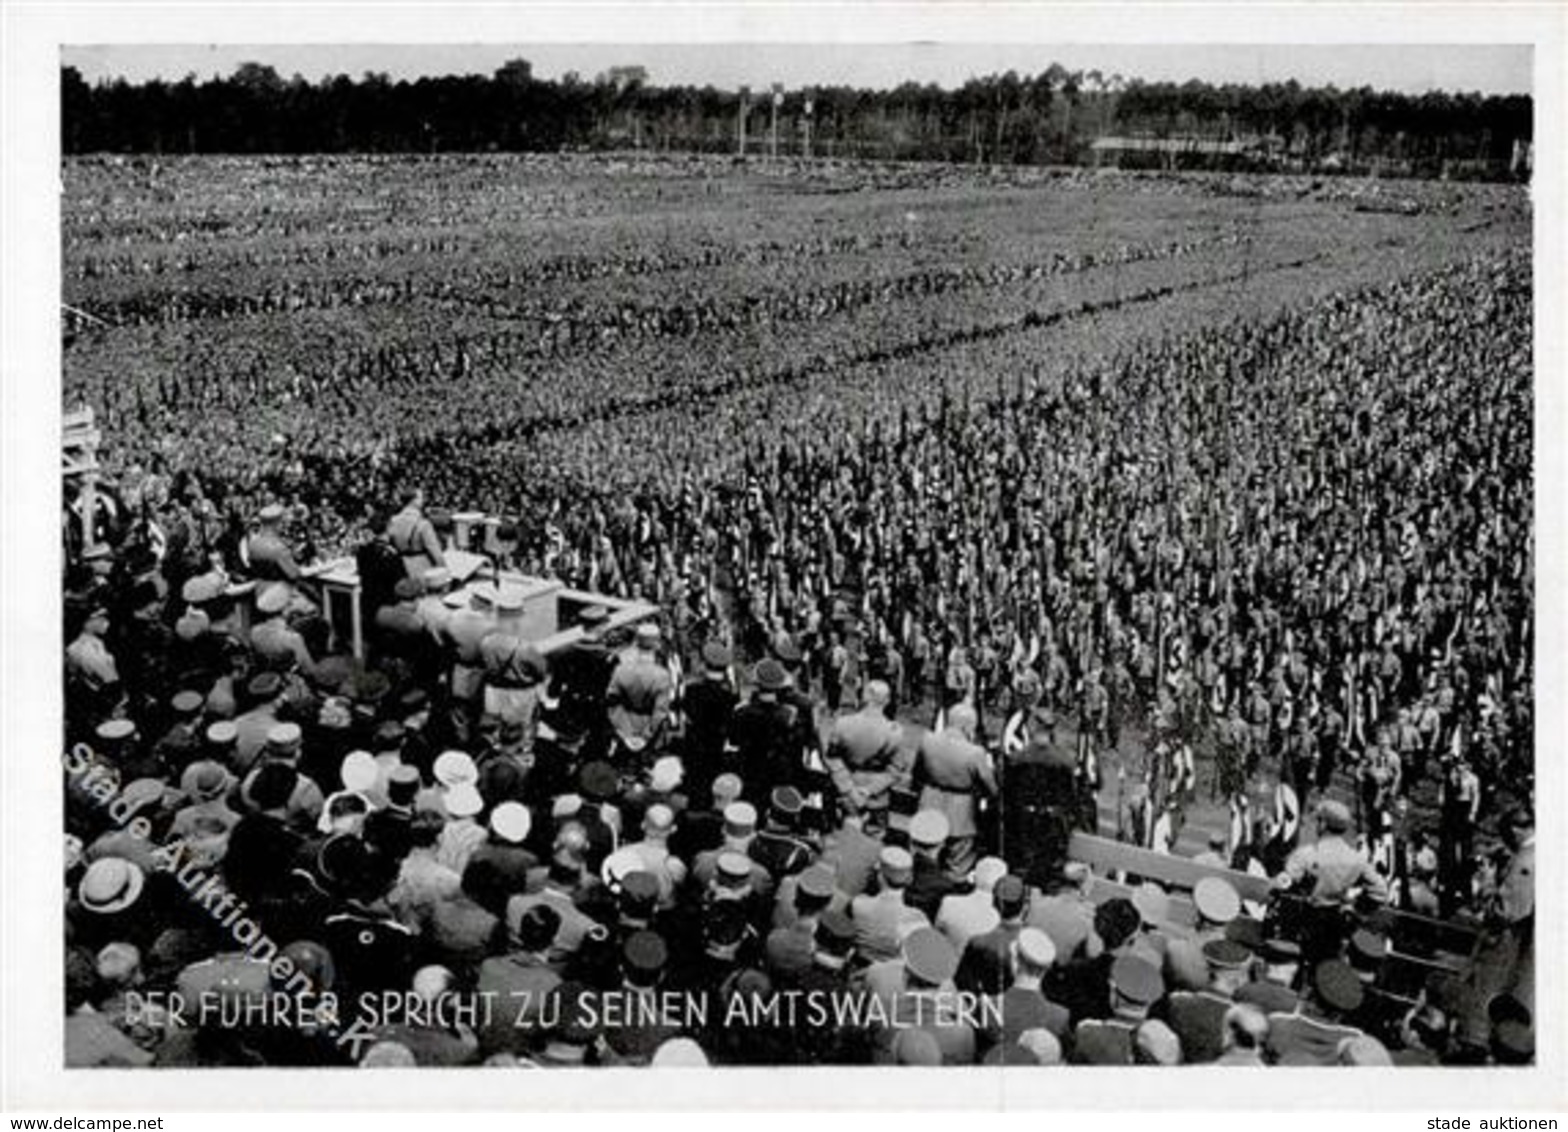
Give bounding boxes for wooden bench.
[1067,832,1275,905]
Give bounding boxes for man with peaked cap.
[413,566,454,643]
[669,771,742,863]
[149,689,207,776]
[956,874,1029,995]
[913,701,997,877]
[385,486,447,581]
[986,928,1070,1053]
[1164,939,1249,1063]
[441,585,496,741]
[238,722,326,831]
[1192,875,1242,941]
[861,926,974,1065]
[245,503,302,583]
[850,845,929,963]
[479,590,546,730]
[763,864,839,980]
[692,801,767,892]
[374,577,431,667]
[1262,958,1366,1066]
[905,809,962,920]
[749,786,817,881]
[545,605,615,757]
[230,672,287,771]
[251,583,319,678]
[679,641,739,803]
[936,856,1006,951]
[1072,954,1164,1064]
[606,621,675,760]
[824,679,908,833]
[1233,937,1303,1015]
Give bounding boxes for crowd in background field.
[59,240,1534,1067]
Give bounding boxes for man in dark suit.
[956,875,1029,995]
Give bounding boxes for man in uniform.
[905,810,961,921]
[442,585,495,743]
[1277,799,1388,911]
[678,642,738,804]
[956,875,1029,995]
[479,591,546,734]
[850,846,928,963]
[912,702,997,877]
[245,503,301,583]
[251,583,316,677]
[606,622,675,763]
[935,856,1006,952]
[860,926,974,1065]
[1073,954,1165,1064]
[749,786,817,882]
[385,487,446,581]
[823,680,908,834]
[545,606,615,759]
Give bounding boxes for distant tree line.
[61,59,1532,177]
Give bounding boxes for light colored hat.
[722,802,757,836]
[635,622,661,644]
[340,751,380,793]
[444,783,484,818]
[649,756,684,793]
[1194,876,1241,925]
[495,589,525,614]
[878,846,914,882]
[412,965,453,1002]
[972,857,1008,892]
[442,589,467,609]
[1018,1028,1063,1065]
[1015,927,1057,970]
[266,722,302,749]
[180,760,230,803]
[651,1037,709,1067]
[78,858,145,914]
[490,802,532,844]
[360,1041,416,1068]
[712,773,743,803]
[1132,882,1170,927]
[716,851,754,881]
[258,503,286,523]
[551,793,584,820]
[96,719,136,743]
[433,750,478,787]
[602,847,645,888]
[644,803,675,835]
[256,583,291,615]
[206,720,238,746]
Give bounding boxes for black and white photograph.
[3,1,1565,1118]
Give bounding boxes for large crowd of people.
[60,230,1534,1067]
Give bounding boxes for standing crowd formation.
[62,242,1532,1068]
